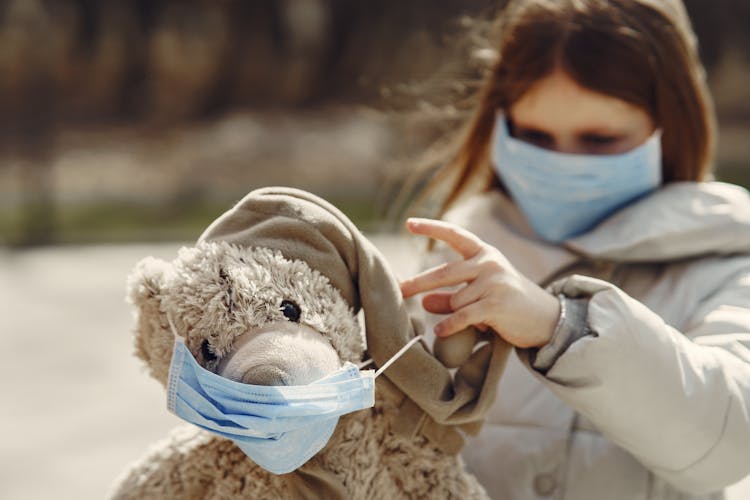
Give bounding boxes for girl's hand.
[400,218,561,349]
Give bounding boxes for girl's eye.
[201,340,218,362]
[515,128,555,148]
[280,300,301,322]
[581,134,618,146]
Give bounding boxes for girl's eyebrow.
[515,122,626,138]
[573,126,625,137]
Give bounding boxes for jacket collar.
[566,181,750,261]
[444,182,750,284]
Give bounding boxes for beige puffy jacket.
[424,181,750,500]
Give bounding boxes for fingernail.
[434,324,444,336]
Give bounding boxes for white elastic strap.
[357,359,375,369]
[166,311,184,343]
[373,335,423,379]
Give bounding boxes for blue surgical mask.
[491,114,662,242]
[165,314,421,474]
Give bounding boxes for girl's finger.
[421,292,453,314]
[406,218,484,259]
[448,276,488,310]
[434,300,492,337]
[400,259,479,298]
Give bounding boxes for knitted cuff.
[531,294,591,373]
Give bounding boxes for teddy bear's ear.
[126,256,175,387]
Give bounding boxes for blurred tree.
[0,0,746,125]
[0,0,67,245]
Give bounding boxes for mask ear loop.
[357,359,374,369]
[357,335,424,378]
[166,311,185,344]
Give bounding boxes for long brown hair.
[416,0,717,217]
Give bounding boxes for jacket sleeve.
[517,268,750,495]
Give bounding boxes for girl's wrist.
[538,294,564,347]
[517,292,561,348]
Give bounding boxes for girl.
[399,0,750,499]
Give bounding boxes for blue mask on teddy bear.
[165,314,421,475]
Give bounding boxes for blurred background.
[0,1,748,499]
[0,0,749,245]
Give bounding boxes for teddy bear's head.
[127,240,363,387]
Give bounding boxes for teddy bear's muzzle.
[239,364,290,386]
[216,321,342,386]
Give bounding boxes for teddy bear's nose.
[241,365,290,386]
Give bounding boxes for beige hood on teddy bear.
[197,187,511,451]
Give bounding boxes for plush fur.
[109,240,488,499]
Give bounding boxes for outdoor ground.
[1,240,749,499]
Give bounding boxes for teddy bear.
[108,187,510,499]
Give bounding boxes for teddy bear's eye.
[201,339,218,362]
[280,300,301,322]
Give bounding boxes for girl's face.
[508,69,656,155]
